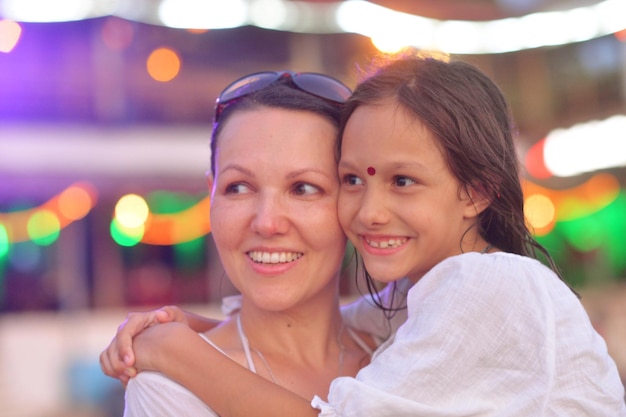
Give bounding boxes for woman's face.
[337,100,485,284]
[209,107,346,312]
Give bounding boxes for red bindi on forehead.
[367,166,376,176]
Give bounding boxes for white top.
[123,369,218,417]
[123,306,377,416]
[312,252,626,417]
[123,328,244,417]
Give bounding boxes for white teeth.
[248,251,303,264]
[367,238,407,248]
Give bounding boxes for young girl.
[103,51,626,416]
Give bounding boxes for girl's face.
[338,99,488,284]
[209,107,346,312]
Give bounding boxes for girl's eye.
[342,174,363,186]
[394,176,416,187]
[293,182,320,196]
[225,183,252,194]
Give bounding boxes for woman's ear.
[205,171,214,193]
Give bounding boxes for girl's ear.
[462,184,492,218]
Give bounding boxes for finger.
[99,345,126,379]
[156,305,185,323]
[155,308,174,323]
[116,313,155,367]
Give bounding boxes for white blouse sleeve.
[314,252,626,417]
[124,371,218,417]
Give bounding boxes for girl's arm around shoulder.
[132,322,320,417]
[100,305,222,385]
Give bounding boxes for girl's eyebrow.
[338,160,427,171]
[391,161,426,170]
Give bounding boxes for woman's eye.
[342,174,363,186]
[394,176,416,187]
[225,183,251,194]
[293,183,320,196]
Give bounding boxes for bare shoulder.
[344,326,378,371]
[200,317,250,366]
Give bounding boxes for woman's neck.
[238,293,344,359]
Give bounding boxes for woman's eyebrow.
[217,164,254,177]
[286,167,332,180]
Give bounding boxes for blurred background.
[0,0,625,415]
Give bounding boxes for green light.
[0,224,8,258]
[598,193,626,273]
[174,238,204,268]
[560,192,626,255]
[110,218,144,247]
[148,191,197,214]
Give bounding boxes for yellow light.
[525,193,556,234]
[27,209,60,245]
[115,194,149,228]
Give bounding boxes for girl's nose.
[356,188,389,227]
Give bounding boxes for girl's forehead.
[339,103,446,171]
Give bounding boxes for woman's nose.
[250,194,289,236]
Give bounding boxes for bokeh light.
[525,193,556,233]
[141,192,211,245]
[0,224,9,258]
[0,19,22,53]
[27,209,61,246]
[110,218,144,247]
[114,194,149,228]
[100,17,134,51]
[58,183,95,221]
[146,47,181,82]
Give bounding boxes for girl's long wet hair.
[341,50,578,310]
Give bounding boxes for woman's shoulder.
[201,317,250,366]
[126,371,216,415]
[129,370,193,396]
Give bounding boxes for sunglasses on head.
[214,71,352,122]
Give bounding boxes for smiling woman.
[102,71,382,416]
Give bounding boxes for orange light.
[0,182,97,243]
[615,29,626,42]
[523,173,621,227]
[146,47,181,82]
[141,196,212,245]
[57,182,97,221]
